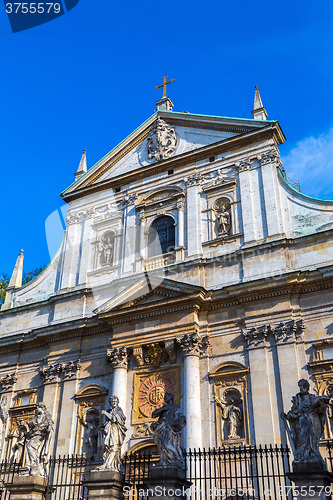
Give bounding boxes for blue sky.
[1,0,333,276]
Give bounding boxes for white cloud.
[282,128,333,200]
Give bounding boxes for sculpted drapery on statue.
[98,396,127,472]
[215,389,243,440]
[151,392,186,470]
[24,403,54,476]
[281,379,329,470]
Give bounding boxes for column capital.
[177,332,210,357]
[107,346,128,369]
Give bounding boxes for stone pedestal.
[5,474,48,500]
[144,466,191,500]
[84,469,125,500]
[288,468,333,500]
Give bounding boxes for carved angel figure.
[151,392,186,469]
[147,118,177,162]
[281,379,329,467]
[25,403,54,476]
[98,396,127,472]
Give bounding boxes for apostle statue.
[100,233,114,267]
[25,403,54,476]
[281,379,329,468]
[151,392,186,470]
[98,396,127,472]
[215,391,243,440]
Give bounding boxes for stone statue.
[151,392,186,470]
[281,379,329,469]
[216,391,243,440]
[25,403,54,476]
[100,233,114,266]
[12,424,27,464]
[215,205,231,237]
[83,409,99,456]
[98,396,127,472]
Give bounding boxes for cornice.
[62,125,280,203]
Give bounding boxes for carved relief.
[209,362,249,446]
[184,173,202,187]
[213,198,231,238]
[242,320,304,346]
[122,193,138,207]
[147,118,177,162]
[100,231,115,267]
[39,360,81,383]
[257,148,282,167]
[132,367,180,428]
[133,422,154,438]
[66,207,95,225]
[132,341,177,368]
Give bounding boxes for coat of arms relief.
[147,118,178,162]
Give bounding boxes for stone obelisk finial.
[251,85,268,120]
[74,149,87,180]
[2,249,24,310]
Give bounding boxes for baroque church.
[1,85,333,464]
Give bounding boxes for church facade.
[1,90,333,463]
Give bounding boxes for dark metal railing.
[0,461,21,499]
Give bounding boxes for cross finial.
[155,76,175,98]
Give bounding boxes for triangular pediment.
[93,275,206,315]
[61,110,281,201]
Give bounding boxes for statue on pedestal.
[98,396,127,472]
[151,392,186,470]
[25,403,54,476]
[281,379,329,469]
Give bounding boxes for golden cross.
[155,76,175,98]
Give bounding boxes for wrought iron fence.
[1,443,333,499]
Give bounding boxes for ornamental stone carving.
[235,158,252,172]
[147,118,177,162]
[257,149,283,168]
[132,341,177,368]
[177,332,210,356]
[122,193,138,207]
[281,379,329,472]
[138,372,176,418]
[40,360,81,383]
[0,373,17,391]
[66,207,95,225]
[184,173,202,187]
[107,347,128,369]
[242,320,304,346]
[0,399,8,454]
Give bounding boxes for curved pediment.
[137,186,184,206]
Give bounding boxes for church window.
[148,216,175,257]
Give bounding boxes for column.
[185,175,202,258]
[237,160,256,243]
[107,347,128,413]
[78,217,93,285]
[259,150,285,237]
[121,195,137,274]
[177,332,209,450]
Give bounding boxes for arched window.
[148,216,175,257]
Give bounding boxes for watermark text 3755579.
[3,0,80,32]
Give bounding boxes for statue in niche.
[147,118,177,162]
[97,396,126,472]
[213,199,231,238]
[151,392,186,469]
[326,383,333,437]
[100,232,114,266]
[24,403,54,476]
[12,424,27,464]
[281,379,329,469]
[216,388,243,440]
[83,408,100,457]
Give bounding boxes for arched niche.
[74,384,108,457]
[209,361,250,446]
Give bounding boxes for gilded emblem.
[138,373,176,418]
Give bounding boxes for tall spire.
[251,85,268,121]
[75,149,87,180]
[2,250,24,310]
